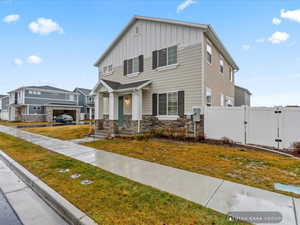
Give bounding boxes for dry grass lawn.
[0,132,247,225]
[83,139,300,198]
[23,125,91,140]
[0,120,58,127]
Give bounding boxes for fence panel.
[0,111,9,121]
[204,107,245,144]
[281,107,300,149]
[246,107,280,148]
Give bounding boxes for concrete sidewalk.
[0,157,69,225]
[0,125,299,225]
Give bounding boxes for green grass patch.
[82,139,300,198]
[0,132,247,225]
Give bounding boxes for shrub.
[150,128,165,138]
[221,137,234,146]
[196,132,206,142]
[292,142,300,154]
[133,134,152,141]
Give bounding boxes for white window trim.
[206,87,212,106]
[156,63,179,72]
[125,56,140,76]
[219,57,224,74]
[157,91,179,116]
[156,45,178,69]
[206,43,212,65]
[230,68,234,82]
[156,115,179,120]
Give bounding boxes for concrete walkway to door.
[0,125,299,225]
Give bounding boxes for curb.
[0,150,98,225]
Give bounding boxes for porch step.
[92,130,109,139]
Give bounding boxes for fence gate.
[246,107,282,149]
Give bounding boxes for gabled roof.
[74,88,92,96]
[94,15,238,70]
[102,79,151,91]
[9,85,72,93]
[91,79,152,94]
[235,85,252,95]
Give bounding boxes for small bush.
[221,137,234,146]
[134,134,152,141]
[292,142,300,154]
[150,129,165,138]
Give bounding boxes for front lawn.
[0,120,59,127]
[83,139,300,198]
[0,132,246,225]
[23,125,91,140]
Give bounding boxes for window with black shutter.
[158,93,167,115]
[123,60,127,75]
[178,91,184,117]
[152,50,158,69]
[158,48,167,67]
[152,94,157,116]
[127,59,133,74]
[139,55,144,72]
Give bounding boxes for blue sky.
[1,0,300,106]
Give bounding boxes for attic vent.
[135,26,139,34]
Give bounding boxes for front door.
[118,96,124,127]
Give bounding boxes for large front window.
[158,92,178,115]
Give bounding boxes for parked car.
[54,114,73,123]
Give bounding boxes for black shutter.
[152,94,157,116]
[139,55,144,72]
[123,60,127,76]
[178,91,184,117]
[152,51,158,70]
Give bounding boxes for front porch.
[92,79,152,135]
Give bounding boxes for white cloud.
[272,17,282,25]
[281,9,300,23]
[13,58,23,65]
[177,0,197,13]
[27,55,42,64]
[28,18,63,35]
[242,45,250,51]
[3,14,20,23]
[268,31,289,44]
[256,38,265,43]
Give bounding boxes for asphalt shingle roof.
[102,79,150,90]
[24,85,72,93]
[75,88,92,96]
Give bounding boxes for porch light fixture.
[124,97,131,105]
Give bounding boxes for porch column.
[94,92,104,120]
[109,92,118,120]
[132,90,142,120]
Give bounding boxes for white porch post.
[109,92,118,120]
[94,92,104,120]
[132,90,142,121]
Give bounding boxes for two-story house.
[91,16,239,135]
[73,88,95,120]
[0,95,9,121]
[5,85,81,122]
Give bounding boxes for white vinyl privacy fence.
[0,111,9,121]
[204,106,300,149]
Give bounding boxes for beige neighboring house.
[234,85,251,106]
[92,16,238,135]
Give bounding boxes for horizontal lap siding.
[102,44,203,115]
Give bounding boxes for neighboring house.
[91,16,238,135]
[73,88,95,120]
[4,86,81,122]
[234,85,251,106]
[0,95,9,121]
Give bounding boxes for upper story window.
[230,68,234,82]
[219,57,224,73]
[124,55,144,76]
[206,43,212,64]
[152,45,177,69]
[103,64,113,75]
[206,88,212,106]
[29,90,41,95]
